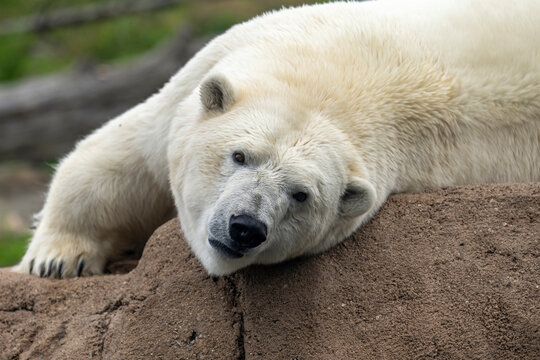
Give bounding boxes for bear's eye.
[233,151,245,165]
[292,192,308,202]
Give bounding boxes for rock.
[1,183,539,359]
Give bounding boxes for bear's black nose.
[229,214,267,249]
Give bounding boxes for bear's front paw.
[13,231,107,278]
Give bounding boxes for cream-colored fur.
[15,0,540,277]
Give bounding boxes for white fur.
[15,0,540,277]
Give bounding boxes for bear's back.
[231,0,539,75]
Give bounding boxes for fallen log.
[0,27,206,161]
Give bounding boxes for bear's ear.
[339,178,377,218]
[200,74,235,113]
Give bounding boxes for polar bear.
[14,0,540,278]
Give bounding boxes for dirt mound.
[1,183,539,359]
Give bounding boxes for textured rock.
[1,183,539,359]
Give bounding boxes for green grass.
[0,5,190,82]
[191,10,242,36]
[0,0,324,83]
[0,0,121,21]
[0,0,262,83]
[0,232,29,267]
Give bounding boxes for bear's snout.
[229,214,267,249]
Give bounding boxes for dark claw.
[77,259,85,277]
[29,259,35,275]
[39,263,46,278]
[46,259,56,277]
[56,261,64,279]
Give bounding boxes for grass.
[0,0,324,83]
[0,232,30,267]
[0,0,115,21]
[0,5,190,82]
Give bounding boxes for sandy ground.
[0,183,538,359]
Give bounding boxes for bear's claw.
[27,257,91,278]
[77,259,85,277]
[45,259,63,278]
[46,259,55,277]
[39,262,46,277]
[13,229,109,278]
[57,260,64,278]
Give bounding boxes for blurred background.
[0,0,324,267]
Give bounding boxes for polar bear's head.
[168,74,376,275]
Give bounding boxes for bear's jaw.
[194,241,257,276]
[208,237,244,259]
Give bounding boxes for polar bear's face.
[168,75,376,275]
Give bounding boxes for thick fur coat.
[16,0,540,277]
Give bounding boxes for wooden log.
[0,27,206,161]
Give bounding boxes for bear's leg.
[13,107,176,278]
[17,229,110,278]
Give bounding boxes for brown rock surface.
[1,183,539,359]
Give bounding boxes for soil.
[0,183,538,360]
